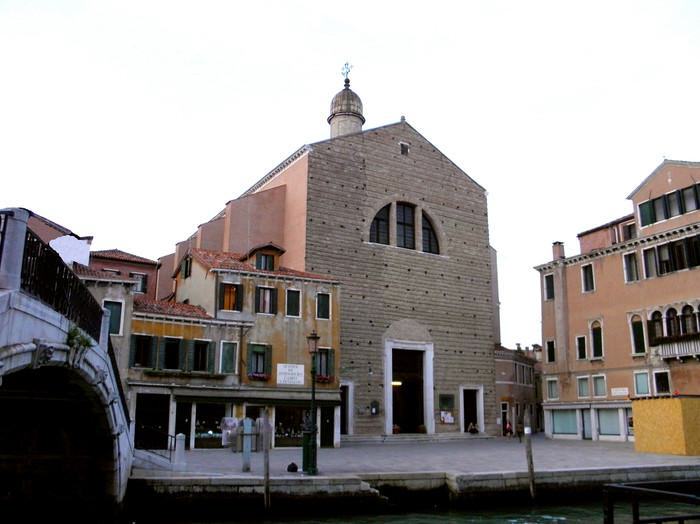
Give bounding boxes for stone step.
[341,432,492,446]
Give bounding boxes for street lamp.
[303,330,320,475]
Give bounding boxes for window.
[544,274,555,300]
[639,201,655,227]
[255,286,277,314]
[546,378,559,400]
[667,191,682,217]
[163,337,182,370]
[643,248,657,278]
[591,321,603,358]
[182,256,192,278]
[396,202,415,249]
[648,311,664,344]
[639,183,700,227]
[400,142,409,155]
[129,335,155,368]
[671,240,688,271]
[130,272,148,293]
[369,204,390,245]
[315,348,335,380]
[592,374,606,397]
[598,409,620,436]
[219,283,242,311]
[286,289,300,317]
[688,236,700,268]
[622,222,636,241]
[316,293,330,319]
[682,186,698,213]
[682,305,698,334]
[192,340,212,372]
[256,254,274,271]
[247,343,271,379]
[623,253,639,282]
[630,315,646,354]
[220,341,237,374]
[634,371,650,396]
[546,340,556,363]
[657,245,672,274]
[551,410,577,434]
[422,215,439,254]
[576,336,587,360]
[654,370,671,395]
[577,376,590,398]
[666,308,681,337]
[103,300,123,336]
[653,196,667,222]
[581,264,595,292]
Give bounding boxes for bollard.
[242,417,252,472]
[173,433,186,471]
[524,410,536,500]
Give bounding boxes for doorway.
[321,406,335,447]
[463,389,478,430]
[175,401,192,449]
[134,393,170,449]
[340,385,349,435]
[392,348,424,433]
[500,402,509,435]
[582,409,592,439]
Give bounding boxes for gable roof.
[72,262,136,284]
[243,242,286,260]
[133,294,211,319]
[627,159,700,200]
[91,249,158,265]
[577,214,635,238]
[186,248,337,282]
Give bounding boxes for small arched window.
[682,305,697,334]
[591,320,603,358]
[422,214,439,254]
[630,315,646,355]
[370,204,390,245]
[649,311,664,343]
[666,308,680,337]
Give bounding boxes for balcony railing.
[657,334,700,359]
[20,228,103,341]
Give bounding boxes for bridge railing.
[20,228,103,341]
[603,480,700,523]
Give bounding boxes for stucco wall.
[634,397,700,455]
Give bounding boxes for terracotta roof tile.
[190,248,336,281]
[91,249,158,265]
[72,262,135,283]
[133,295,211,319]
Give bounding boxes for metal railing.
[604,480,700,523]
[20,228,103,340]
[135,425,176,462]
[108,339,131,426]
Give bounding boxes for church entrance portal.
[392,348,424,433]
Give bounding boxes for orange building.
[535,160,700,441]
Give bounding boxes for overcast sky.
[2,1,699,349]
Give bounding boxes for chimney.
[552,241,565,260]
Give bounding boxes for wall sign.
[277,363,305,385]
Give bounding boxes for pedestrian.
[516,418,524,443]
[505,420,513,438]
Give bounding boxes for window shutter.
[255,287,261,313]
[157,337,166,369]
[183,340,194,371]
[142,274,148,293]
[235,284,243,311]
[313,352,320,374]
[129,335,137,367]
[271,288,278,314]
[207,341,215,373]
[149,336,158,368]
[218,283,225,311]
[264,345,272,376]
[329,349,335,378]
[246,344,254,376]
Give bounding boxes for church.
[158,75,499,438]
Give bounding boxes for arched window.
[396,202,415,249]
[591,321,603,358]
[422,214,439,254]
[630,315,646,355]
[649,311,664,343]
[682,305,698,334]
[666,308,680,337]
[369,204,389,245]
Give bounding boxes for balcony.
[656,333,700,359]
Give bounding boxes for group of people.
[504,419,525,442]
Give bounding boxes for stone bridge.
[0,209,132,516]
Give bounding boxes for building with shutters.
[157,75,499,438]
[535,159,700,441]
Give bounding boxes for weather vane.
[341,62,352,80]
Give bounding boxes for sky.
[2,1,700,349]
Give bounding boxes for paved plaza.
[133,435,700,478]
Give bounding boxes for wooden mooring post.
[524,410,536,501]
[263,408,271,512]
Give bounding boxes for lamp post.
[303,330,320,475]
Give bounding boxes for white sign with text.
[277,363,305,385]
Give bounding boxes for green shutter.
[632,322,646,353]
[235,284,243,311]
[221,343,235,374]
[264,345,272,376]
[207,341,215,373]
[129,335,137,367]
[218,283,225,310]
[149,336,157,368]
[246,344,254,375]
[328,349,335,378]
[178,339,187,370]
[270,288,278,314]
[183,340,194,371]
[157,337,166,369]
[255,287,261,313]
